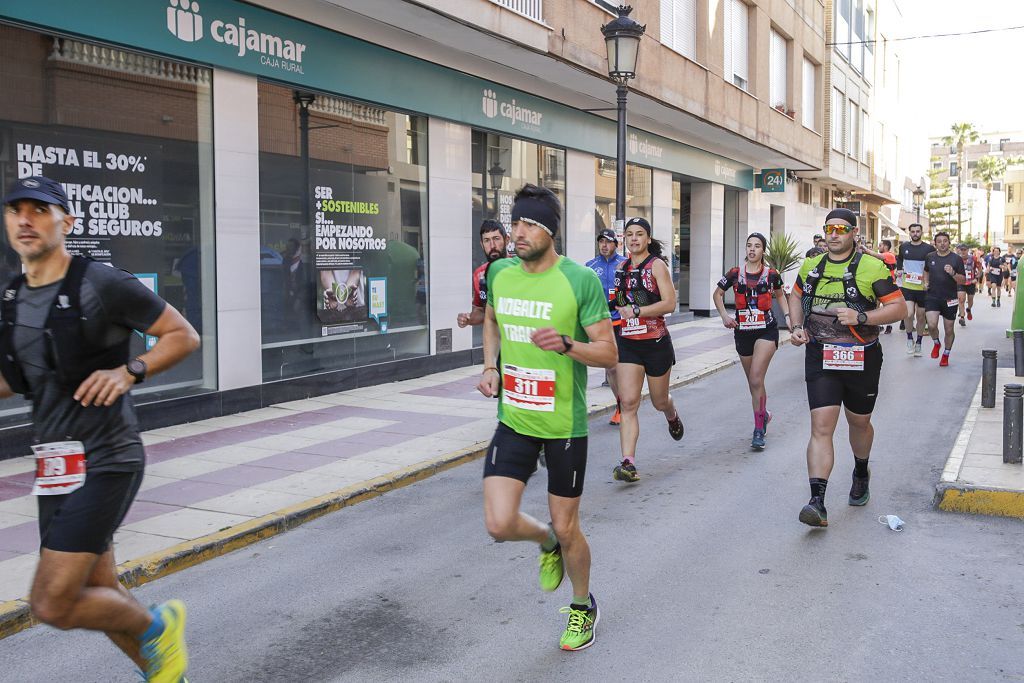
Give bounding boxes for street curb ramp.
[0,345,747,641]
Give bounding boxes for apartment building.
[0,0,834,444]
[929,130,1024,245]
[1003,167,1024,250]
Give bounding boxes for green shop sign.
[755,169,786,193]
[1,0,752,189]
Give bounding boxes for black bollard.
[1004,384,1023,464]
[982,349,998,408]
[1016,332,1024,377]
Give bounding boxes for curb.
[0,340,744,641]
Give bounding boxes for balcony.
[488,0,543,23]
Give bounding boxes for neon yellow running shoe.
[559,595,599,651]
[538,543,564,592]
[142,600,188,683]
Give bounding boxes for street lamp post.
[601,5,645,228]
[294,91,316,233]
[488,160,505,222]
[912,185,924,225]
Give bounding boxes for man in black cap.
[1,176,199,680]
[475,183,616,651]
[788,208,905,527]
[585,228,627,424]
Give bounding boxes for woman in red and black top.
[713,232,790,451]
[610,217,684,484]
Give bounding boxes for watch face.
[127,359,146,376]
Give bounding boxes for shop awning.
[874,211,908,241]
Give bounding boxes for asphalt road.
[3,300,1023,682]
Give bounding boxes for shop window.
[257,82,429,381]
[594,160,654,240]
[469,130,566,346]
[0,25,217,425]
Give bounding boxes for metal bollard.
[1004,384,1024,464]
[982,349,998,408]
[1016,332,1024,377]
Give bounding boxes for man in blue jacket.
[586,229,627,424]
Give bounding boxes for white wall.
[565,149,597,264]
[689,182,725,313]
[653,170,674,276]
[427,118,473,353]
[212,70,262,390]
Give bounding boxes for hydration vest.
[733,265,775,312]
[613,255,667,339]
[0,256,130,398]
[800,252,880,342]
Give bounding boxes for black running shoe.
[849,467,870,506]
[668,415,684,441]
[751,429,765,450]
[798,497,828,527]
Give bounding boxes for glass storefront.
[594,159,653,239]
[672,178,692,308]
[470,130,565,346]
[257,82,429,381]
[0,24,217,425]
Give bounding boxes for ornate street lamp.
[294,91,317,231]
[601,5,645,226]
[912,184,924,224]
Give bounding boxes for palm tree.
[974,155,1024,245]
[941,122,980,242]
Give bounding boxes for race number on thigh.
[502,364,556,412]
[31,441,86,495]
[822,344,865,371]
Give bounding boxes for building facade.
[0,0,841,443]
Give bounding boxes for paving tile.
[121,508,250,539]
[137,479,239,507]
[250,471,354,497]
[190,488,310,517]
[190,464,288,488]
[0,495,37,517]
[246,450,346,472]
[144,457,234,481]
[0,520,39,554]
[306,458,399,482]
[112,530,185,560]
[121,500,184,526]
[0,553,39,601]
[0,456,33,478]
[0,510,36,531]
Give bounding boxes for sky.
[895,0,1024,141]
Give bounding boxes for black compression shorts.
[38,469,143,554]
[616,334,675,377]
[925,295,958,321]
[804,342,883,415]
[988,275,1003,287]
[958,284,976,295]
[734,326,779,357]
[483,422,588,498]
[900,288,926,305]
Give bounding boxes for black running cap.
[825,208,857,227]
[597,228,618,243]
[2,176,70,213]
[624,217,652,234]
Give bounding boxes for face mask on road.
[878,514,905,531]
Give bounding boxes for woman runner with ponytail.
[713,233,790,450]
[610,217,683,483]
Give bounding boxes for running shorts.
[988,275,1004,287]
[925,295,958,321]
[483,422,588,498]
[38,469,143,554]
[734,326,779,357]
[804,341,883,415]
[899,288,926,305]
[616,334,675,377]
[957,284,976,295]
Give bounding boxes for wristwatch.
[632,304,641,318]
[856,311,868,325]
[126,357,147,384]
[560,335,574,354]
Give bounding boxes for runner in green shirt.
[477,184,616,651]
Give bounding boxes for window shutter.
[723,0,733,86]
[732,0,749,88]
[801,58,815,129]
[770,29,786,108]
[660,0,674,48]
[675,0,696,60]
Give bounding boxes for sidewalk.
[0,317,765,638]
[936,366,1024,519]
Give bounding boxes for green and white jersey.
[487,256,609,439]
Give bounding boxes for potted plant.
[764,231,802,329]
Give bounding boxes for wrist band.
[483,366,498,373]
[791,324,804,331]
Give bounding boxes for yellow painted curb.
[0,336,743,641]
[937,486,1024,519]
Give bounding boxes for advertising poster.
[7,126,167,266]
[312,169,389,335]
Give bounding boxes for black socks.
[853,457,869,477]
[809,478,828,499]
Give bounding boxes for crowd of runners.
[4,173,1015,676]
